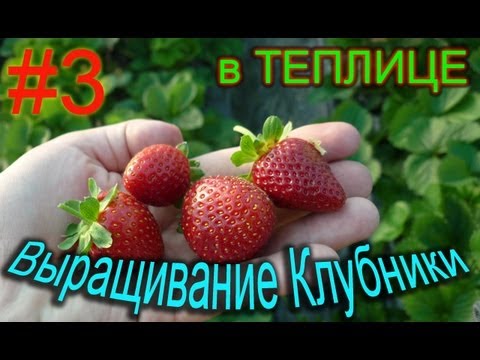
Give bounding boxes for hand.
[0,120,378,321]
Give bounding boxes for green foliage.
[371,201,411,244]
[402,279,479,321]
[2,38,480,322]
[0,38,244,169]
[312,37,480,321]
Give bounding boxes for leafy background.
[0,38,479,322]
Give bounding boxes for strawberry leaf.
[176,141,189,157]
[77,232,92,254]
[230,115,293,168]
[90,222,113,248]
[65,223,78,237]
[174,197,184,209]
[438,155,471,183]
[253,138,267,153]
[58,232,80,251]
[403,154,440,195]
[371,201,411,244]
[58,200,82,218]
[231,150,257,167]
[171,106,204,131]
[169,80,197,115]
[80,197,100,222]
[239,135,258,158]
[262,115,284,144]
[176,223,184,234]
[402,279,479,321]
[99,184,118,212]
[88,177,100,198]
[189,160,205,181]
[190,167,205,182]
[310,139,327,156]
[332,100,373,137]
[419,87,470,115]
[233,125,256,140]
[182,143,205,182]
[231,135,260,167]
[189,159,200,167]
[279,121,293,141]
[469,230,480,264]
[143,84,169,119]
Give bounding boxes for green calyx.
[231,115,292,167]
[57,178,117,255]
[176,141,205,182]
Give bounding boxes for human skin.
[0,119,378,321]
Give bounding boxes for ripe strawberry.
[231,116,346,212]
[181,176,276,263]
[58,178,164,261]
[123,142,203,207]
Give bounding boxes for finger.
[266,197,379,253]
[289,122,361,162]
[157,159,373,261]
[196,122,361,177]
[89,161,373,235]
[64,119,183,173]
[162,224,198,262]
[272,160,373,208]
[0,281,134,321]
[195,153,373,230]
[330,160,372,198]
[196,148,251,176]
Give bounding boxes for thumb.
[63,119,183,173]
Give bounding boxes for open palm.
[0,120,378,321]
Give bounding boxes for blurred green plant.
[0,38,243,169]
[1,38,479,322]
[307,37,480,321]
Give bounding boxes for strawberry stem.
[310,139,327,156]
[175,142,205,182]
[176,141,189,157]
[88,178,100,198]
[230,115,293,169]
[99,185,118,212]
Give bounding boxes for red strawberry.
[181,176,276,263]
[123,142,203,207]
[58,178,164,261]
[231,116,346,212]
